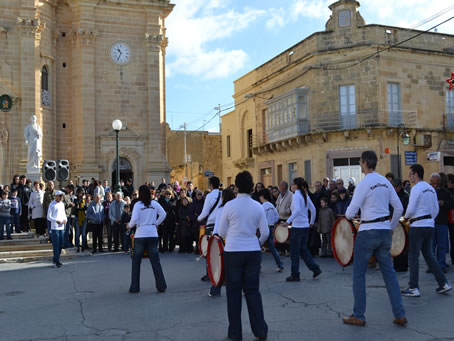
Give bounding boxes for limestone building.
[0,0,174,185]
[221,0,454,188]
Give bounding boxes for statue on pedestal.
[24,115,42,173]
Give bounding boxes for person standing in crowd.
[74,189,88,252]
[447,173,454,265]
[328,180,336,194]
[276,181,293,257]
[335,178,346,192]
[43,181,56,237]
[271,187,280,205]
[385,172,395,183]
[103,180,111,199]
[429,173,453,273]
[259,188,284,272]
[0,191,12,240]
[197,176,222,281]
[102,192,113,251]
[121,204,132,254]
[47,190,67,268]
[86,194,104,253]
[130,190,139,212]
[178,196,193,253]
[157,178,167,192]
[93,180,105,202]
[401,164,452,297]
[251,182,264,202]
[9,189,22,234]
[403,180,412,194]
[109,192,126,252]
[158,189,177,253]
[216,171,269,341]
[186,181,195,199]
[329,192,338,212]
[128,185,167,294]
[63,185,76,248]
[317,197,335,258]
[348,177,356,195]
[282,177,321,282]
[191,189,204,254]
[10,175,20,193]
[29,181,45,236]
[322,177,330,192]
[391,178,410,272]
[312,181,324,211]
[334,188,351,216]
[18,175,31,232]
[125,179,134,198]
[344,150,406,327]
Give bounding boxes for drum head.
[199,235,209,257]
[207,235,225,287]
[390,223,407,257]
[331,218,356,267]
[274,224,290,244]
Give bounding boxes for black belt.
[206,224,215,228]
[360,216,390,224]
[409,215,432,223]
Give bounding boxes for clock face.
[111,42,130,65]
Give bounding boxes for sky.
[165,0,454,133]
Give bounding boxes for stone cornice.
[16,17,46,40]
[145,33,163,52]
[71,29,98,47]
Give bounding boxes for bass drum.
[199,234,210,257]
[207,235,225,287]
[390,221,408,258]
[331,217,357,267]
[274,223,290,244]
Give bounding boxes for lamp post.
[396,124,410,179]
[112,119,123,193]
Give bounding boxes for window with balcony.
[447,90,454,129]
[387,83,402,126]
[41,66,50,107]
[339,85,356,129]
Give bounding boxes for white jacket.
[29,190,44,219]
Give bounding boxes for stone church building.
[0,0,174,185]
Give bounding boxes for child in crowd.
[335,188,351,216]
[121,204,132,254]
[329,192,338,212]
[0,191,12,240]
[9,189,21,233]
[316,197,335,258]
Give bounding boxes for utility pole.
[215,104,221,132]
[183,122,187,178]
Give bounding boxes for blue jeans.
[11,213,20,233]
[74,219,87,248]
[64,217,75,248]
[268,226,283,269]
[409,227,447,288]
[130,237,166,292]
[225,251,267,340]
[352,230,405,321]
[432,224,449,270]
[51,229,65,264]
[0,216,11,239]
[290,228,320,278]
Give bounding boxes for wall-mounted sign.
[0,94,12,112]
[427,152,441,162]
[405,151,417,165]
[204,170,214,177]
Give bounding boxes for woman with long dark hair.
[283,177,322,282]
[129,185,167,294]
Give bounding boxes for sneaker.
[286,276,300,282]
[393,317,408,326]
[275,267,284,273]
[201,275,210,282]
[56,262,62,268]
[208,292,221,298]
[313,269,322,280]
[401,288,420,297]
[436,282,452,294]
[343,315,366,327]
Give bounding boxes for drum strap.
[409,214,432,223]
[360,216,390,224]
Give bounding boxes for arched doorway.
[112,157,133,187]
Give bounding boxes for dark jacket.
[158,197,177,227]
[335,197,351,216]
[435,186,454,225]
[18,184,31,206]
[102,200,112,223]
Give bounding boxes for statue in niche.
[24,115,42,173]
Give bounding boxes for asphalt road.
[0,250,453,341]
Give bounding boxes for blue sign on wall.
[204,170,214,177]
[405,151,417,165]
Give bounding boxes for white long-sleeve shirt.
[346,172,403,231]
[47,200,66,230]
[217,194,269,252]
[262,201,280,226]
[197,189,222,227]
[129,200,166,238]
[286,190,316,228]
[213,206,223,235]
[404,181,438,228]
[29,190,44,219]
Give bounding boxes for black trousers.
[162,224,175,252]
[33,218,46,235]
[225,251,268,340]
[90,223,103,251]
[112,222,121,251]
[20,205,29,232]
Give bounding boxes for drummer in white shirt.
[217,171,269,341]
[198,176,222,282]
[128,185,167,294]
[344,150,406,327]
[401,164,452,297]
[282,177,321,281]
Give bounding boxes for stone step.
[0,243,53,252]
[0,237,49,246]
[6,232,37,239]
[0,248,91,264]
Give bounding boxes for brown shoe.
[393,317,408,326]
[343,315,366,326]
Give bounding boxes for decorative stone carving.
[0,124,8,145]
[145,33,163,52]
[24,115,43,173]
[72,29,97,47]
[16,17,45,39]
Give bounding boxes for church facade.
[0,0,174,185]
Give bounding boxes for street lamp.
[396,124,410,179]
[112,119,123,193]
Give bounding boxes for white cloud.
[266,8,287,30]
[166,0,265,80]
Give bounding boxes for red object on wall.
[447,72,454,91]
[385,148,391,154]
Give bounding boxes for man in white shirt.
[47,190,67,268]
[344,151,407,327]
[198,176,222,281]
[401,164,452,297]
[217,171,269,341]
